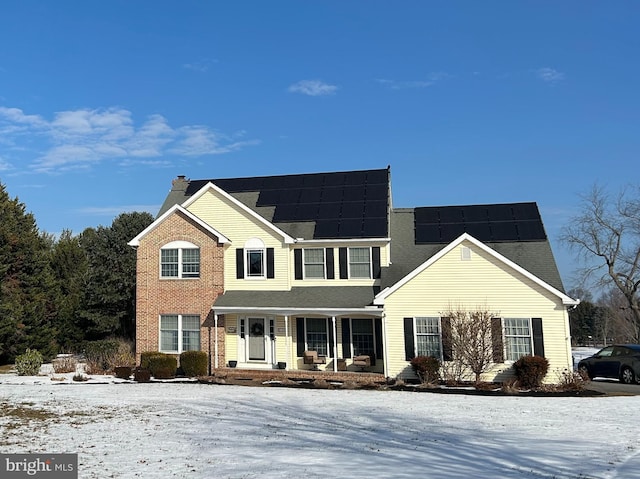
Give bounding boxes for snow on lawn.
[1,374,640,479]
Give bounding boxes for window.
[160,242,200,279]
[415,317,442,359]
[504,318,532,361]
[349,247,371,278]
[304,248,325,279]
[246,249,265,278]
[160,314,201,353]
[351,319,374,357]
[306,318,328,356]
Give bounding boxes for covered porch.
[207,287,386,376]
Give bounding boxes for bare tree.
[561,184,640,342]
[442,306,500,383]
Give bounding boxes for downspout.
[332,316,338,372]
[208,326,212,375]
[285,315,290,371]
[214,313,219,369]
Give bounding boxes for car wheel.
[620,367,636,384]
[578,365,592,380]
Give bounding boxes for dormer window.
[160,241,200,279]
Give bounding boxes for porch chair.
[303,350,326,370]
[352,355,371,371]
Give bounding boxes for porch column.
[382,312,389,377]
[284,315,290,371]
[214,313,219,369]
[332,316,338,372]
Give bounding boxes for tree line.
[0,182,153,364]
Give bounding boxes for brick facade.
[133,210,225,372]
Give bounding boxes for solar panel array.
[414,202,546,244]
[187,169,390,239]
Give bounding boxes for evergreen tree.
[77,212,153,340]
[0,183,57,363]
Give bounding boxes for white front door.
[248,317,266,361]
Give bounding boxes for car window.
[615,347,631,356]
[597,347,614,357]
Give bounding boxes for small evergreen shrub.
[513,355,549,389]
[410,355,441,384]
[147,354,177,379]
[140,351,164,370]
[180,351,208,377]
[15,349,44,376]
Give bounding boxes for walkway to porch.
[199,367,387,387]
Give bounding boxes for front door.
[248,317,265,361]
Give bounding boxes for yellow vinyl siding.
[187,189,290,291]
[384,241,571,382]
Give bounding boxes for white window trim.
[502,317,533,363]
[414,316,443,361]
[348,246,372,279]
[244,238,266,280]
[159,314,201,354]
[160,241,200,279]
[303,248,326,280]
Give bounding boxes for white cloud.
[0,157,12,171]
[0,106,257,174]
[182,58,218,72]
[288,80,338,96]
[536,67,565,83]
[376,72,449,90]
[76,204,160,216]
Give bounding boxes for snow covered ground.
[1,363,639,479]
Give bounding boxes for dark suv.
[578,344,640,384]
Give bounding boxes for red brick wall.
[134,210,225,372]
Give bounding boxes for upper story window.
[304,248,325,279]
[245,238,266,279]
[160,241,200,279]
[349,247,371,278]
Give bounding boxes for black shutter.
[441,317,453,361]
[296,318,305,357]
[294,249,303,280]
[326,248,335,279]
[404,317,415,361]
[339,248,348,279]
[236,249,244,279]
[532,318,545,357]
[374,317,383,366]
[327,319,334,358]
[372,247,381,279]
[491,317,504,363]
[341,318,351,358]
[267,248,275,278]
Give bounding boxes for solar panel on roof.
[302,173,325,187]
[321,186,344,202]
[317,202,342,218]
[279,188,302,203]
[343,171,368,186]
[464,222,492,239]
[414,207,440,224]
[415,224,441,243]
[366,169,389,184]
[299,188,322,204]
[297,204,320,221]
[257,189,280,206]
[314,220,340,238]
[515,221,546,240]
[342,185,366,201]
[362,218,388,237]
[490,222,519,241]
[439,207,464,224]
[487,204,514,221]
[512,203,540,221]
[341,202,366,219]
[365,200,388,218]
[440,223,466,243]
[338,219,363,237]
[463,206,489,222]
[323,173,346,187]
[272,204,298,222]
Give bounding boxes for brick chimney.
[171,175,189,192]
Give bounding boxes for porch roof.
[211,286,383,317]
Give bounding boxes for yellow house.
[129,167,578,383]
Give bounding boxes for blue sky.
[0,1,638,292]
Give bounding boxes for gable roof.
[128,204,229,247]
[157,167,391,241]
[375,232,578,306]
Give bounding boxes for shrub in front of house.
[139,351,164,370]
[180,351,208,377]
[513,355,549,389]
[410,355,441,384]
[147,354,177,379]
[15,348,44,376]
[82,338,133,374]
